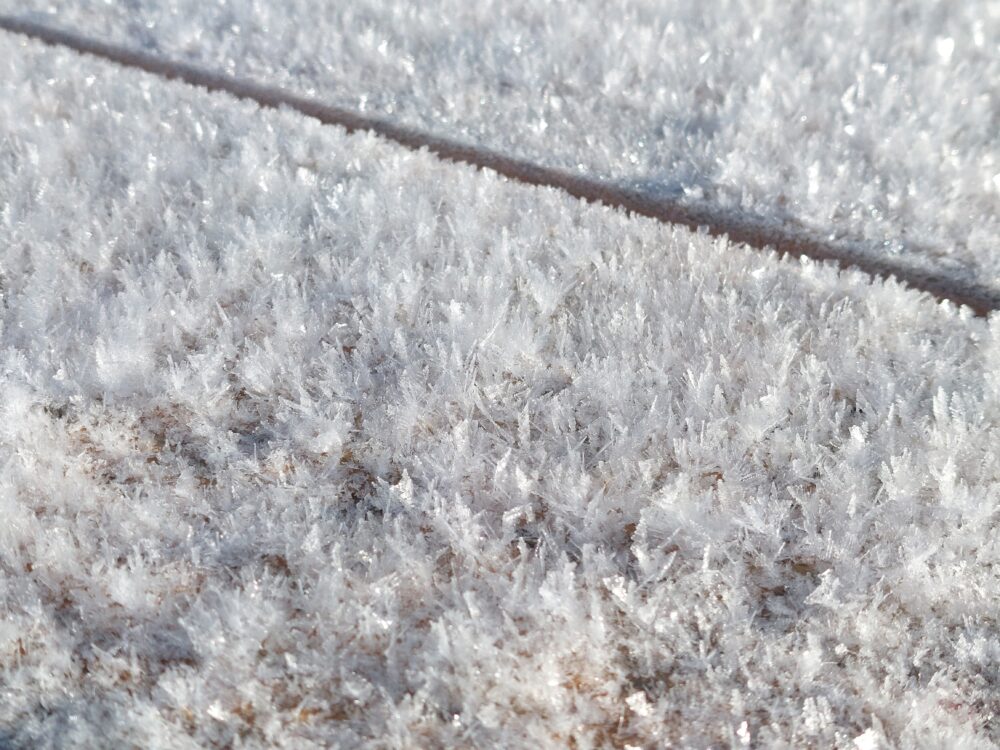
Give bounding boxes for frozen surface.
[2,33,1000,748]
[3,0,999,290]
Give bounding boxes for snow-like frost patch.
[0,32,998,749]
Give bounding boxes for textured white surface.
[2,33,999,748]
[4,0,999,289]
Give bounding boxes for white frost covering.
[1,34,999,749]
[4,0,999,287]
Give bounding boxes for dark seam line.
[2,15,996,318]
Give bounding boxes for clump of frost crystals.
[0,33,998,750]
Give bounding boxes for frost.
[0,26,998,750]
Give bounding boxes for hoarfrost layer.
[1,33,999,749]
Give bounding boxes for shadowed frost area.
[4,0,999,293]
[1,32,1000,749]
